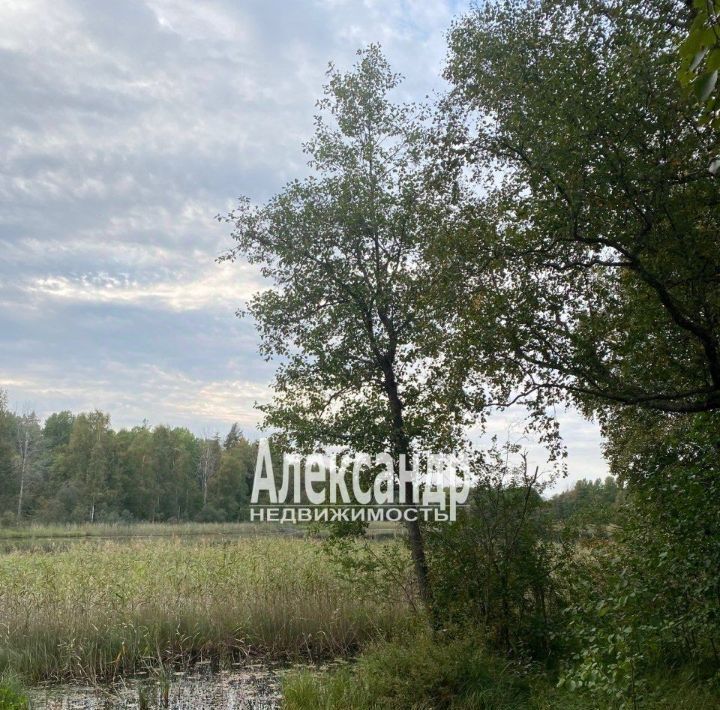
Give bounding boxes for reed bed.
[0,536,412,683]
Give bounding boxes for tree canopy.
[433,0,720,420]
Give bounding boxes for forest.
[0,392,618,527]
[0,395,255,525]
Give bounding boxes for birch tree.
[197,432,221,506]
[14,411,41,521]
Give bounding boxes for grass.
[0,672,28,710]
[3,524,714,709]
[0,522,401,553]
[0,521,302,540]
[283,634,531,710]
[283,634,720,710]
[0,534,413,683]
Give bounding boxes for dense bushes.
[283,631,720,709]
[283,634,531,710]
[306,420,720,708]
[425,446,561,661]
[552,411,720,706]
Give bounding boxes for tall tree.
[0,393,18,517]
[60,411,112,522]
[436,0,720,420]
[224,422,243,450]
[197,433,221,507]
[14,411,41,520]
[43,411,74,451]
[221,46,467,607]
[210,440,253,520]
[116,425,154,520]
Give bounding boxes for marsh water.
[0,525,365,708]
[28,663,285,709]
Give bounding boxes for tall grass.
[283,633,531,710]
[0,536,412,683]
[283,634,720,710]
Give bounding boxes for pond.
[28,663,284,709]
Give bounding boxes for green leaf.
[696,70,718,102]
[706,48,720,72]
[690,48,708,72]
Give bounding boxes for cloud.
[24,260,264,312]
[0,0,608,482]
[0,363,271,434]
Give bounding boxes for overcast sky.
[0,0,607,491]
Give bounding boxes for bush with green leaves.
[558,412,720,707]
[606,410,720,666]
[425,443,562,661]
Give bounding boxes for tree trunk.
[16,462,25,521]
[381,358,434,610]
[16,430,29,522]
[405,499,433,609]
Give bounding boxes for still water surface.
[29,663,284,709]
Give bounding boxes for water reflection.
[30,664,282,709]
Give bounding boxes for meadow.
[0,526,412,686]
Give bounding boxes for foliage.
[549,477,621,527]
[679,0,720,135]
[0,672,28,710]
[557,412,720,706]
[436,0,720,417]
[220,45,464,457]
[321,535,420,612]
[425,443,560,660]
[2,3,719,708]
[283,633,720,710]
[283,633,531,710]
[220,44,471,606]
[0,393,255,524]
[426,2,720,702]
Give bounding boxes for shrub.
[425,444,562,660]
[557,411,720,707]
[283,633,530,709]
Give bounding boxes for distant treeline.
[0,390,620,526]
[0,391,256,525]
[549,477,622,525]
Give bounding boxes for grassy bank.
[0,535,412,683]
[283,634,720,710]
